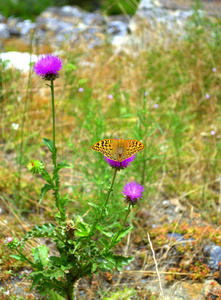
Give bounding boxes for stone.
[108,20,129,36]
[0,24,10,38]
[16,19,36,36]
[203,243,221,271]
[59,5,84,18]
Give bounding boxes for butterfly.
[92,138,145,162]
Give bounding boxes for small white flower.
[11,123,19,130]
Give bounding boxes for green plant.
[102,0,141,16]
[7,55,145,300]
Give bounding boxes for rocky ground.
[0,0,221,56]
[1,1,221,299]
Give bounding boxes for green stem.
[108,204,131,251]
[67,284,74,300]
[50,79,56,167]
[104,168,118,206]
[89,168,118,237]
[50,80,65,221]
[16,249,35,267]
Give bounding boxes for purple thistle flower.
[108,94,113,99]
[211,130,215,136]
[79,87,84,92]
[34,54,62,81]
[122,182,144,205]
[212,68,216,72]
[154,103,159,108]
[206,94,210,99]
[7,237,13,243]
[104,155,135,170]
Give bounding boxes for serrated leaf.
[37,245,49,266]
[41,169,52,184]
[40,184,52,203]
[115,226,133,242]
[10,254,26,262]
[97,257,115,272]
[23,223,56,241]
[30,273,44,290]
[96,225,113,237]
[42,138,54,153]
[101,253,134,272]
[55,163,71,172]
[33,245,49,267]
[114,255,134,271]
[42,266,64,279]
[76,222,89,237]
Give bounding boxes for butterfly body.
[92,138,145,162]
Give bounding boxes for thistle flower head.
[34,54,62,81]
[27,160,44,174]
[122,182,144,205]
[104,155,135,170]
[6,237,19,250]
[6,237,13,243]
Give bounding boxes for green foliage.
[23,223,56,241]
[0,0,54,20]
[1,0,140,19]
[101,0,141,15]
[10,212,135,297]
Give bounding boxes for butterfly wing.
[124,140,145,159]
[92,139,119,160]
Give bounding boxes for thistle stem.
[49,80,65,221]
[89,168,118,236]
[108,204,131,250]
[104,168,118,206]
[16,249,35,267]
[50,79,56,167]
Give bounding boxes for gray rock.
[108,20,128,36]
[16,19,36,36]
[139,0,156,9]
[0,23,10,38]
[0,14,5,23]
[204,243,221,271]
[7,17,22,35]
[82,12,106,26]
[59,5,84,18]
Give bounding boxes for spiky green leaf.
[42,138,54,153]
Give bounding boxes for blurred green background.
[0,0,141,20]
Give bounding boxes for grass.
[1,7,221,300]
[0,0,141,20]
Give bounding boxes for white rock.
[0,52,38,72]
